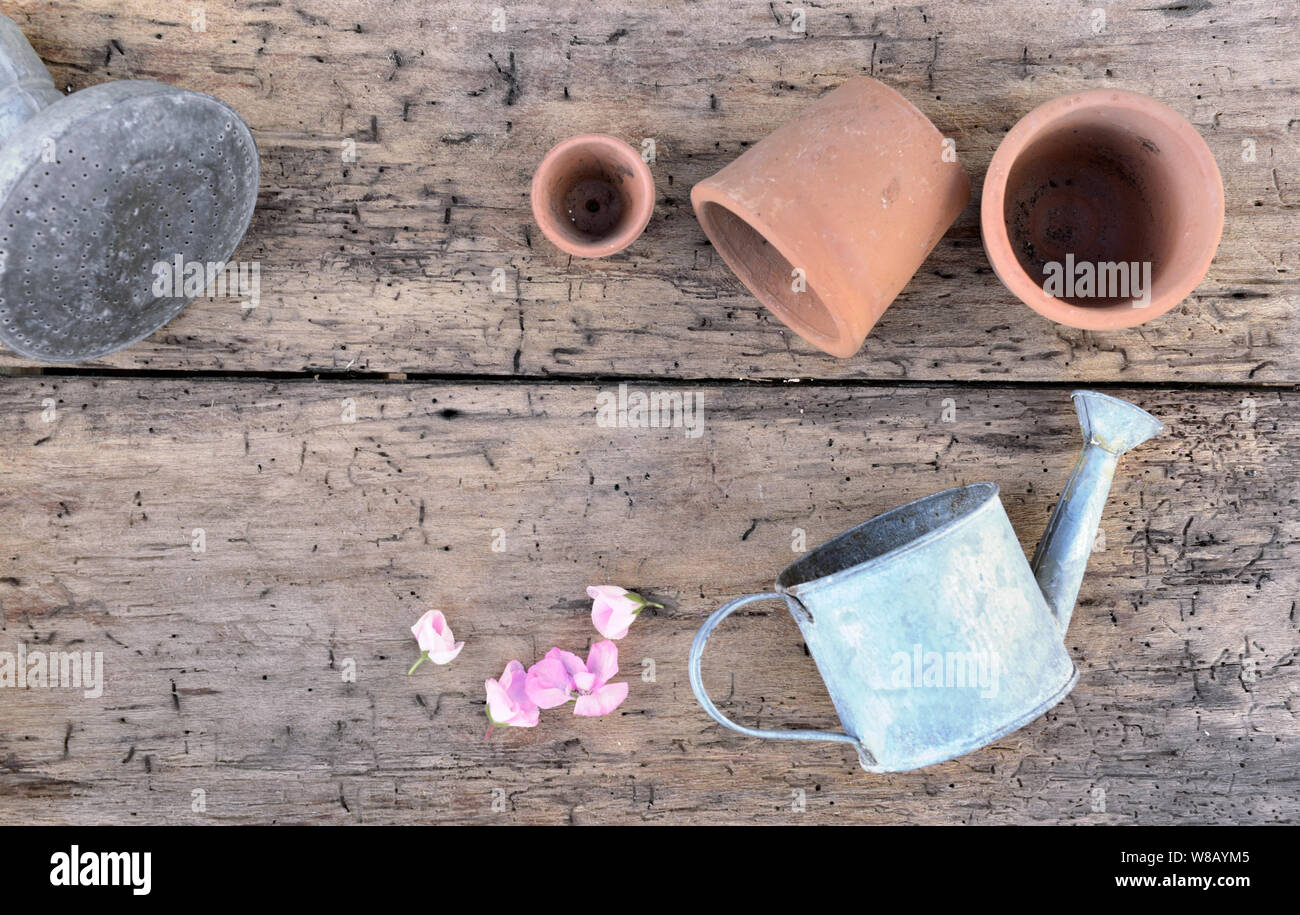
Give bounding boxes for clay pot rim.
[691,76,965,358]
[529,133,655,258]
[690,185,856,357]
[981,88,1225,331]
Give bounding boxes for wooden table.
[0,0,1295,825]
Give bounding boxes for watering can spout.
[0,15,64,134]
[1032,391,1164,634]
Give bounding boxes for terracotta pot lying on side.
[530,133,655,258]
[981,89,1224,330]
[691,77,970,358]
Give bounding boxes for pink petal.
[525,657,575,709]
[430,613,454,647]
[574,681,628,717]
[500,660,532,707]
[485,678,514,723]
[545,646,586,679]
[412,610,461,658]
[590,587,640,619]
[409,610,437,650]
[572,671,596,692]
[592,600,635,640]
[487,662,539,727]
[427,640,464,665]
[585,640,619,688]
[506,704,539,728]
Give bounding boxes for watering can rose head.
[0,14,260,363]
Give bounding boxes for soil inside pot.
[561,176,625,239]
[1003,121,1174,308]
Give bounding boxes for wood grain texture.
[1,379,1295,824]
[0,0,1293,380]
[0,0,1295,827]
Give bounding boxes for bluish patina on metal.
[688,390,1164,772]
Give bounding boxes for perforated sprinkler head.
[0,14,259,363]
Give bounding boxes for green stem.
[629,591,664,613]
[407,651,428,675]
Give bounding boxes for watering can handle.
[688,592,861,748]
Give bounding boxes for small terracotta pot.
[981,90,1224,329]
[691,77,970,358]
[530,134,654,257]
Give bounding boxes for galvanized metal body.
[0,15,63,135]
[0,15,259,363]
[689,391,1164,772]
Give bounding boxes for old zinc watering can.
[689,391,1164,772]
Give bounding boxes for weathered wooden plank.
[1,378,1294,823]
[0,0,1293,380]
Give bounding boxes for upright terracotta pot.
[530,134,655,258]
[691,77,970,358]
[981,90,1224,329]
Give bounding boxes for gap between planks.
[0,366,1296,392]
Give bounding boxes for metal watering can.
[689,391,1164,772]
[0,14,259,363]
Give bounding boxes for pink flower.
[408,610,464,673]
[587,585,661,640]
[485,660,539,732]
[524,647,585,710]
[524,641,628,717]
